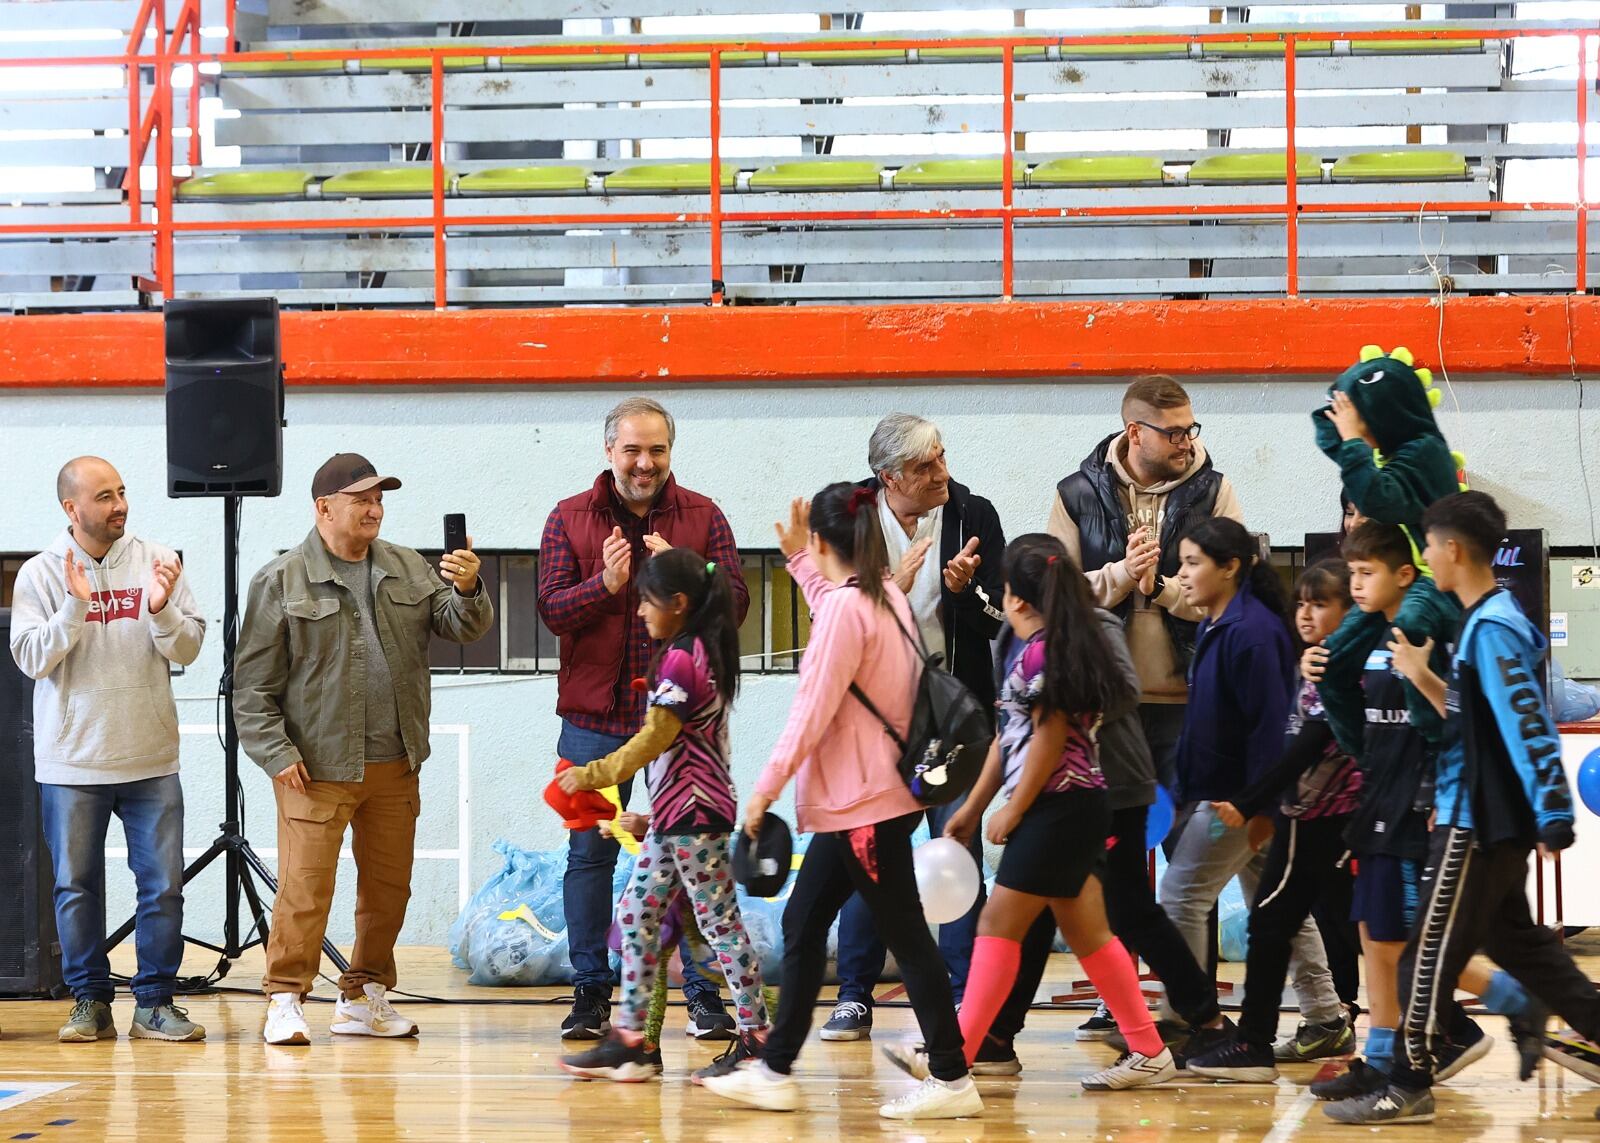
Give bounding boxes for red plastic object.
[543,758,615,830]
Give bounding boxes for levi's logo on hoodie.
[88,588,144,624]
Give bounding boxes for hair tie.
[1046,555,1059,565]
[845,486,878,517]
[705,561,716,578]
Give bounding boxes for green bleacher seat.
[176,170,316,201]
[358,49,488,72]
[917,45,1050,61]
[781,47,908,63]
[1058,42,1187,60]
[1187,152,1323,185]
[1028,156,1168,187]
[603,163,739,192]
[221,57,347,76]
[1354,29,1485,54]
[321,168,457,197]
[749,161,883,190]
[1201,38,1333,57]
[893,159,1028,189]
[457,166,593,195]
[642,49,766,65]
[501,43,628,68]
[1330,151,1469,181]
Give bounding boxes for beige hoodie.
[1046,434,1244,702]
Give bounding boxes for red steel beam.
[3,296,1599,388]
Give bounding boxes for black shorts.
[995,786,1110,898]
[1350,852,1421,942]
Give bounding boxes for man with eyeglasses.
[1045,376,1251,1045]
[235,453,494,1046]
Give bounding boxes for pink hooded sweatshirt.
[754,549,924,833]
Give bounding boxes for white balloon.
[912,837,981,925]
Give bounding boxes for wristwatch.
[1149,574,1168,599]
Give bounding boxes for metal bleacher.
[0,0,1595,310]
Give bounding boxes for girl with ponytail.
[558,547,767,1083]
[703,483,981,1121]
[1156,518,1349,1058]
[886,534,1177,1093]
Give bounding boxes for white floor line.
[1261,1085,1318,1143]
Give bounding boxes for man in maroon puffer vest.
[538,397,749,1041]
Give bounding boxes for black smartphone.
[443,513,467,555]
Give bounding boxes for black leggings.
[991,803,1220,1043]
[762,812,967,1081]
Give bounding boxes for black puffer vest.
[1056,433,1222,671]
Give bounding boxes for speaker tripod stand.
[105,495,350,986]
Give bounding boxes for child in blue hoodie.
[1325,491,1600,1126]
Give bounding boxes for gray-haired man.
[820,412,1008,1044]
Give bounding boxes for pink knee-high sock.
[1081,938,1162,1058]
[957,935,1022,1065]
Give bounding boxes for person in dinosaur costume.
[1309,346,1468,757]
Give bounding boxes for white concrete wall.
[2,376,1593,946]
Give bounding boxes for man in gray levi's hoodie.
[9,456,206,1044]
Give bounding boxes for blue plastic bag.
[450,838,629,986]
[1553,659,1600,724]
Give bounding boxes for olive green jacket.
[234,529,493,781]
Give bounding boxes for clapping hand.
[893,536,934,594]
[147,556,181,614]
[943,536,981,593]
[1126,528,1160,595]
[644,532,672,557]
[601,527,632,594]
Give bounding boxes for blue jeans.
[38,774,185,1007]
[557,720,717,999]
[835,796,986,1006]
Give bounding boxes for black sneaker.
[1311,1058,1390,1102]
[1543,1028,1600,1083]
[1508,997,1550,1081]
[1273,1016,1355,1062]
[1436,1023,1494,1082]
[1106,1017,1190,1054]
[560,985,612,1041]
[1174,1017,1238,1069]
[973,1035,1023,1077]
[685,992,737,1041]
[1185,1037,1279,1083]
[1076,1001,1118,1042]
[693,1030,765,1085]
[559,1030,663,1082]
[820,1000,872,1042]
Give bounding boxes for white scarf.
[878,495,946,660]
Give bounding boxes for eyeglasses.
[1133,420,1203,445]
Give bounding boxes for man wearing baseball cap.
[234,453,493,1045]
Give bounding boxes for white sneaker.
[699,1061,802,1112]
[1082,1047,1177,1090]
[264,994,311,1046]
[330,984,418,1038]
[879,1075,984,1120]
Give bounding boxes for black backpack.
[848,601,995,805]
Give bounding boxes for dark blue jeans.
[835,795,985,1006]
[38,774,185,1007]
[557,720,717,999]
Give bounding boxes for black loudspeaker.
[165,297,284,497]
[0,609,64,997]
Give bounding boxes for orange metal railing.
[0,21,1593,307]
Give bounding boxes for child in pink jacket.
[700,482,980,1123]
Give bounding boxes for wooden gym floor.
[0,945,1597,1142]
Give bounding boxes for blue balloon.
[1146,784,1176,850]
[1578,748,1600,817]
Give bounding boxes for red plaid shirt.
[538,480,745,736]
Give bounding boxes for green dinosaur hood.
[1327,353,1445,457]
